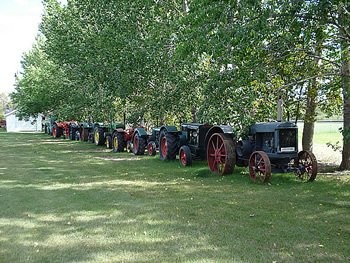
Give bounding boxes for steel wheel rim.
[161,136,167,158]
[207,134,227,174]
[249,152,270,182]
[298,151,317,181]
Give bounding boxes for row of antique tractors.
[44,119,318,183]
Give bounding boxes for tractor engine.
[236,122,299,168]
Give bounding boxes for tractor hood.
[250,122,297,134]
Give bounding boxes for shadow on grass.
[0,132,349,262]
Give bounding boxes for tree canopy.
[11,0,350,169]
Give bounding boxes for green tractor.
[93,122,125,148]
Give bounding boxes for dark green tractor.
[129,127,160,156]
[158,123,236,175]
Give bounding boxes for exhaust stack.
[277,97,283,122]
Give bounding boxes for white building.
[5,110,43,132]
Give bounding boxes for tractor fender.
[159,125,178,134]
[114,128,125,134]
[159,126,179,146]
[80,122,92,128]
[92,123,101,129]
[53,121,65,129]
[204,125,235,148]
[133,127,148,139]
[113,122,125,129]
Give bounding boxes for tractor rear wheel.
[248,151,271,183]
[207,133,235,175]
[112,132,124,152]
[159,130,177,160]
[147,141,157,156]
[133,133,145,155]
[179,145,192,166]
[295,151,318,182]
[94,127,105,146]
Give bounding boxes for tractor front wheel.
[249,151,271,183]
[179,145,192,166]
[207,133,235,175]
[147,141,157,156]
[295,150,318,182]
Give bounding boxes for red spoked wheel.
[179,145,192,166]
[207,133,235,175]
[249,151,271,183]
[147,141,157,156]
[295,150,318,182]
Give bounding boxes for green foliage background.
[11,0,348,134]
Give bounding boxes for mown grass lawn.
[0,130,349,262]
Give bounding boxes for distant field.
[297,121,343,164]
[298,121,342,144]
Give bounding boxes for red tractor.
[52,121,79,139]
[111,127,134,153]
[52,121,69,138]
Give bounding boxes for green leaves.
[12,0,348,131]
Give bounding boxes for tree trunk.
[339,5,350,170]
[302,31,322,152]
[302,80,317,151]
[339,44,350,170]
[191,106,197,123]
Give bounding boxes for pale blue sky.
[0,0,43,95]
